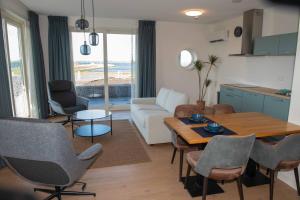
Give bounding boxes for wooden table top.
[164,112,300,145]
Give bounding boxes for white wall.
[156,21,209,103]
[0,0,28,19]
[278,20,300,190]
[206,6,299,105]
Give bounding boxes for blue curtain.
[0,12,11,168]
[29,11,49,119]
[0,13,13,118]
[48,16,71,81]
[138,20,156,97]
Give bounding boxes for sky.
[7,24,21,62]
[72,32,136,63]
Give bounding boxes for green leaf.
[208,55,219,66]
[205,79,212,87]
[194,60,204,71]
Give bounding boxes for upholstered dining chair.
[185,135,255,200]
[0,118,102,200]
[250,134,300,200]
[171,104,213,181]
[212,104,235,114]
[48,80,89,125]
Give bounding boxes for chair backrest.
[275,134,300,164]
[213,104,235,114]
[48,80,77,107]
[195,134,255,177]
[0,118,80,186]
[174,104,205,118]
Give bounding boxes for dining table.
[164,112,300,197]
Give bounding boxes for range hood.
[230,9,264,56]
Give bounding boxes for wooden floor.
[0,111,298,200]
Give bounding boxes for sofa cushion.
[132,104,165,111]
[165,90,189,114]
[134,109,171,128]
[156,88,171,108]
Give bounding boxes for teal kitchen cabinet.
[278,33,298,55]
[263,96,290,121]
[241,92,265,112]
[220,86,243,112]
[219,85,290,121]
[253,35,279,56]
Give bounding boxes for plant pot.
[196,100,206,109]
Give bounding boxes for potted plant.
[194,55,219,107]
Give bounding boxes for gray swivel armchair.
[48,80,89,125]
[251,134,300,200]
[0,118,102,200]
[185,135,255,200]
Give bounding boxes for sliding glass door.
[3,19,30,117]
[107,33,136,108]
[71,31,136,110]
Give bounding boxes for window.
[71,31,136,110]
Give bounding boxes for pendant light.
[80,30,91,55]
[75,0,89,30]
[89,0,99,46]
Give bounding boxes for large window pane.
[107,34,136,106]
[71,32,104,108]
[6,23,29,117]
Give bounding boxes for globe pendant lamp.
[89,0,99,46]
[80,32,91,55]
[75,0,89,30]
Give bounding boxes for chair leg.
[179,149,184,181]
[202,177,208,200]
[294,168,300,196]
[270,170,275,200]
[184,164,191,189]
[171,147,177,164]
[236,177,244,200]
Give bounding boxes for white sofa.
[131,88,189,144]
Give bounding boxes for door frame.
[2,11,30,117]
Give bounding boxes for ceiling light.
[184,9,203,18]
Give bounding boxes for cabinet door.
[278,33,298,55]
[263,96,290,121]
[253,36,279,56]
[242,92,265,112]
[220,87,243,112]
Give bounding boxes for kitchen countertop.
[222,84,291,100]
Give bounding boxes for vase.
[196,100,206,109]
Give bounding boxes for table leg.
[242,159,270,187]
[71,116,74,138]
[110,114,112,135]
[91,119,94,143]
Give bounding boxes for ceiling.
[20,0,272,23]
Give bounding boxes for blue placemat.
[192,126,237,138]
[179,117,212,125]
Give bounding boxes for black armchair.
[48,80,89,125]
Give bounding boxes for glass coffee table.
[72,109,112,143]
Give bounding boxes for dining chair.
[250,134,300,200]
[185,135,256,200]
[171,104,213,181]
[212,104,235,114]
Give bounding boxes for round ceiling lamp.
[184,9,204,19]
